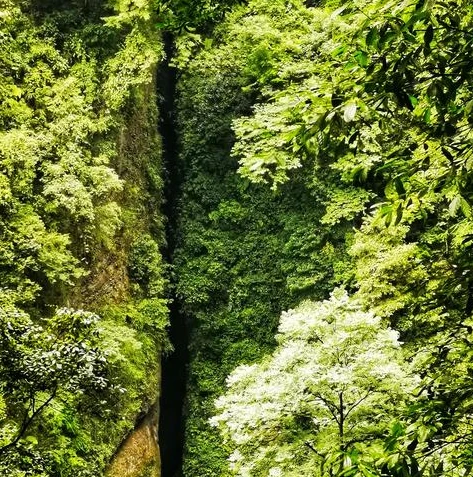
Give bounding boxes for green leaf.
[449,195,461,217]
[24,435,38,446]
[366,28,379,48]
[460,197,472,218]
[330,5,347,19]
[408,95,418,107]
[331,45,346,57]
[424,25,434,47]
[394,178,405,196]
[380,30,397,47]
[343,102,357,122]
[465,100,473,115]
[423,107,431,123]
[355,50,369,67]
[11,85,22,98]
[394,203,403,225]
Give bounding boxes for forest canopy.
[173,0,473,476]
[0,0,167,475]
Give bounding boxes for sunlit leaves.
[211,290,416,476]
[0,2,167,475]
[343,102,358,123]
[321,187,373,226]
[233,99,305,187]
[0,301,110,452]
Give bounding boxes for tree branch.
[344,389,374,420]
[305,441,323,458]
[0,390,57,454]
[314,393,340,426]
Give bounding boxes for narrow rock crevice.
[157,32,189,477]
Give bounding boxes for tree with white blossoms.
[210,289,418,476]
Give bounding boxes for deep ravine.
[158,33,189,477]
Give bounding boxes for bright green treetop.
[211,290,416,476]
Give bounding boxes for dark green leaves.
[424,24,434,48]
[366,27,380,49]
[157,0,245,31]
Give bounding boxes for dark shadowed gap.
[158,32,188,477]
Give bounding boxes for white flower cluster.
[211,289,417,475]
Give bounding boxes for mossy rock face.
[106,404,161,477]
[138,461,161,477]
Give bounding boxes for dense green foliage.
[0,0,168,475]
[173,0,473,475]
[3,0,473,475]
[157,0,245,31]
[173,3,355,474]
